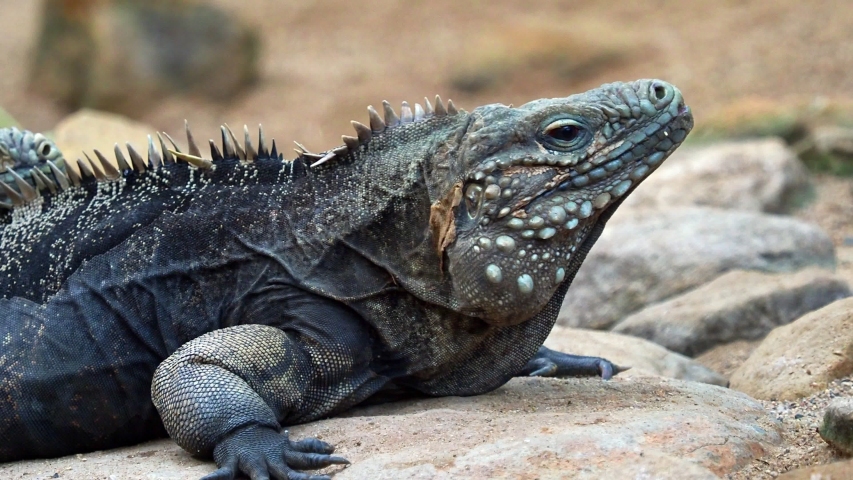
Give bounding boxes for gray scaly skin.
[0,79,692,479]
[0,127,66,207]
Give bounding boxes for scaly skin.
[0,127,66,206]
[0,79,692,480]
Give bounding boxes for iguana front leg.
[518,346,628,380]
[152,324,382,480]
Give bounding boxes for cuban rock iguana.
[0,79,693,479]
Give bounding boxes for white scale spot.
[517,274,534,294]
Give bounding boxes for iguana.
[0,79,692,479]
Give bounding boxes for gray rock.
[29,0,259,116]
[558,207,836,330]
[544,326,728,386]
[819,397,853,455]
[0,377,782,479]
[730,297,853,401]
[612,268,850,357]
[623,138,811,213]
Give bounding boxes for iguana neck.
[292,113,470,307]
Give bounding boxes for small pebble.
[818,396,853,455]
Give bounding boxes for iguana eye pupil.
[549,125,580,142]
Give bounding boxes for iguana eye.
[541,119,587,150]
[38,143,52,157]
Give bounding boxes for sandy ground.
[2,0,853,477]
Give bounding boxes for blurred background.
[1,0,852,158]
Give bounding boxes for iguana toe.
[206,425,347,480]
[520,346,627,380]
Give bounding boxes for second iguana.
[0,79,693,479]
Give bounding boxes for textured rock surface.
[623,138,811,213]
[558,207,836,329]
[819,397,853,455]
[29,0,258,116]
[544,326,728,386]
[695,340,762,379]
[730,297,853,401]
[0,377,781,480]
[612,268,850,357]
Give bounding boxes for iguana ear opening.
[429,182,463,271]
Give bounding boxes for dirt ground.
[2,0,853,477]
[3,0,853,146]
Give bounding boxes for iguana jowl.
[0,79,693,479]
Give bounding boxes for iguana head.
[431,79,693,326]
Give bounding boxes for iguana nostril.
[653,83,668,101]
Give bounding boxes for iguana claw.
[519,346,629,380]
[203,425,348,480]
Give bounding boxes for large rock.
[29,0,259,116]
[694,340,762,379]
[544,326,728,386]
[558,207,836,329]
[623,138,811,213]
[730,297,853,401]
[0,377,781,479]
[612,268,850,357]
[52,109,156,173]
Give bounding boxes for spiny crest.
[0,94,461,209]
[166,95,460,171]
[302,95,460,168]
[0,122,281,210]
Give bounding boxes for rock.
[777,458,853,480]
[52,109,155,173]
[558,207,836,330]
[796,125,853,176]
[623,138,811,213]
[729,297,853,401]
[819,397,853,455]
[0,440,210,479]
[0,377,782,479]
[612,268,850,357]
[544,326,728,386]
[695,340,762,379]
[29,0,259,116]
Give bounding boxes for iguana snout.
[445,79,694,326]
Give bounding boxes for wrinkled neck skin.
[297,107,601,321]
[288,113,471,307]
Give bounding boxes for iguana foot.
[203,425,348,480]
[519,346,629,380]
